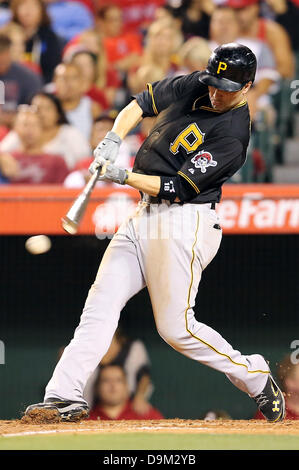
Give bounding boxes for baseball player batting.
[25,43,285,422]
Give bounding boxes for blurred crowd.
[0,0,298,185]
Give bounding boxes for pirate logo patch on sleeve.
[190,151,218,173]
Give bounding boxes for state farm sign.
[219,196,299,233]
[219,185,299,233]
[0,184,298,235]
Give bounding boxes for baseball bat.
[61,166,101,234]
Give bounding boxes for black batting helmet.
[199,43,257,92]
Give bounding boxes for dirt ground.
[1,419,299,437]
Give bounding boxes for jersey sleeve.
[133,72,203,118]
[177,136,243,196]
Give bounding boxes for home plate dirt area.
[1,419,299,437]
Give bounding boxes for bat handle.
[82,166,101,196]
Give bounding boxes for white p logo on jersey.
[191,151,217,174]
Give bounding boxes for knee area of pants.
[156,325,185,347]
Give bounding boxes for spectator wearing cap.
[0,33,42,128]
[254,355,299,420]
[1,92,90,169]
[88,364,164,421]
[11,0,63,83]
[0,105,68,184]
[64,111,132,188]
[209,6,280,119]
[228,0,294,78]
[44,0,94,42]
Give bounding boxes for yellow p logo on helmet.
[217,62,227,74]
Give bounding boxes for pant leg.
[136,202,269,398]
[45,221,145,403]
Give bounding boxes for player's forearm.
[126,171,161,197]
[101,164,186,201]
[112,100,143,140]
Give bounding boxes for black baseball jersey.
[133,71,251,204]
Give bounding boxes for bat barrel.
[61,216,78,235]
[61,168,101,234]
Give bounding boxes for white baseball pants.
[45,201,269,404]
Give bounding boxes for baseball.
[25,235,52,255]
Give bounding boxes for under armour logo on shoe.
[272,400,280,412]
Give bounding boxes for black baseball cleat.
[24,398,89,422]
[253,375,285,422]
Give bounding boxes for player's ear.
[242,82,252,95]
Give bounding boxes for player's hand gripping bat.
[61,166,102,234]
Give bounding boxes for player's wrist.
[105,131,122,145]
[114,167,128,185]
[123,169,129,185]
[158,176,178,202]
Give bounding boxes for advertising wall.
[1,184,299,235]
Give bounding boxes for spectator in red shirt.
[63,30,121,106]
[88,364,164,421]
[0,105,68,184]
[94,5,142,73]
[254,355,299,420]
[96,0,165,33]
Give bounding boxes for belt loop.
[211,202,216,210]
